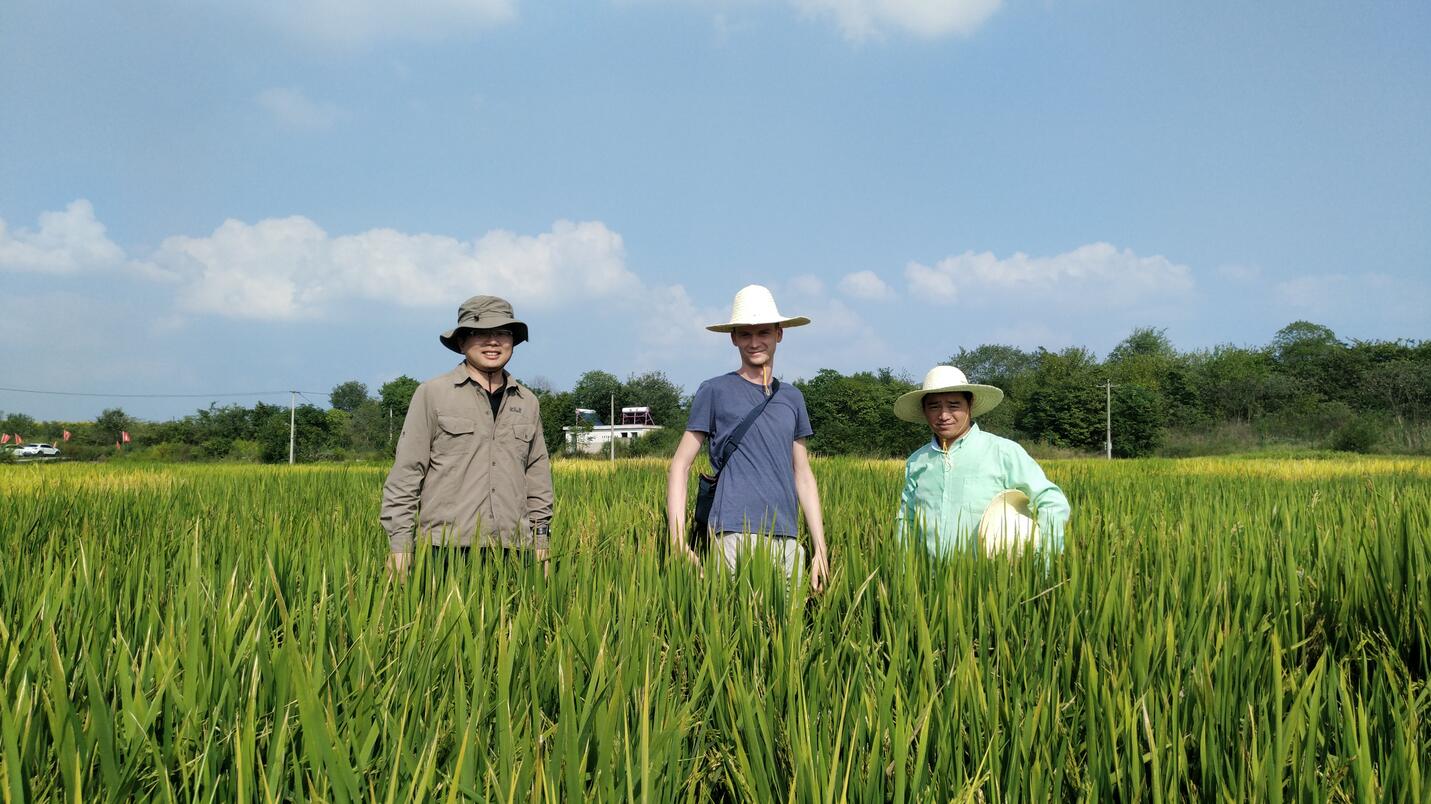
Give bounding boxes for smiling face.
[461,327,515,373]
[922,391,973,444]
[730,324,783,370]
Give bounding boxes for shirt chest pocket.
[960,470,1005,513]
[495,422,535,464]
[435,415,476,456]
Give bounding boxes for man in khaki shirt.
[381,296,554,576]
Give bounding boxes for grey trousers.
[713,532,806,578]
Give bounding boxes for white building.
[563,407,663,453]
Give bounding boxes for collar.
[930,423,981,454]
[447,363,521,396]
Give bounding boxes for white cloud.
[792,0,1002,41]
[786,274,826,297]
[771,296,892,378]
[633,284,730,355]
[905,242,1194,307]
[152,216,639,320]
[255,87,343,132]
[837,270,895,300]
[0,200,127,274]
[904,261,958,301]
[244,0,516,48]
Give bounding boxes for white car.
[14,443,60,457]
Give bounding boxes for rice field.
[0,456,1427,801]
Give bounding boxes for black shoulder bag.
[691,379,781,548]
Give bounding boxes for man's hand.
[791,438,828,593]
[671,533,703,568]
[812,543,835,589]
[809,545,829,592]
[386,551,412,580]
[666,431,708,573]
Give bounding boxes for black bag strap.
[711,378,780,475]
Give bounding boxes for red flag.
[116,441,121,449]
[63,430,71,441]
[0,434,8,444]
[121,431,131,443]
[14,435,21,445]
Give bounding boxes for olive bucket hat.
[439,295,530,353]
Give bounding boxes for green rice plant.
[0,456,1426,801]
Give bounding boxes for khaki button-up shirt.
[381,364,554,551]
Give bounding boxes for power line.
[0,385,333,399]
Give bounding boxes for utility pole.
[609,393,616,461]
[289,391,296,466]
[1099,381,1116,459]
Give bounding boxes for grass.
[0,457,1427,801]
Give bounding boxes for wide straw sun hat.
[706,285,811,332]
[977,489,1039,556]
[892,365,1004,423]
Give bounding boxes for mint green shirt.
[896,424,1070,554]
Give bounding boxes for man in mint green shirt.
[894,365,1070,554]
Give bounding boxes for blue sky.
[2,0,1428,421]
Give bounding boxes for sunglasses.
[461,328,514,342]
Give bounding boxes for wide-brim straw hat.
[706,284,811,333]
[977,489,1038,555]
[893,365,1004,423]
[440,295,530,353]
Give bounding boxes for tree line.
[3,321,1427,463]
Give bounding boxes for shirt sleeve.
[1000,442,1070,552]
[792,389,814,440]
[380,383,434,552]
[524,396,554,548]
[686,381,715,434]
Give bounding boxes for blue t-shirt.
[686,372,814,537]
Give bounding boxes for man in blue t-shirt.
[666,285,829,590]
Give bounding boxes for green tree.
[571,371,622,421]
[1188,345,1273,423]
[1014,349,1105,451]
[1272,320,1340,364]
[797,368,925,457]
[947,345,1039,437]
[533,390,576,456]
[379,376,420,422]
[180,403,267,455]
[346,399,390,454]
[1106,326,1176,364]
[94,408,133,445]
[1110,385,1164,457]
[257,404,338,463]
[1344,338,1427,414]
[1104,326,1178,434]
[330,381,370,413]
[620,371,686,429]
[1363,359,1431,450]
[0,412,38,439]
[1270,321,1346,402]
[947,344,1038,390]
